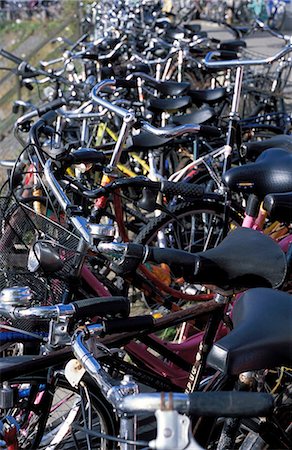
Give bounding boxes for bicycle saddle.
[154,81,190,97]
[129,131,174,150]
[149,96,192,113]
[189,88,227,106]
[218,39,247,51]
[144,227,286,293]
[263,191,292,224]
[192,227,286,292]
[184,24,201,34]
[223,149,292,198]
[130,73,191,96]
[242,135,292,160]
[172,106,215,126]
[207,288,292,374]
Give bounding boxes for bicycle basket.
[0,196,81,306]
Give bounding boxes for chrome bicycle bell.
[0,286,32,307]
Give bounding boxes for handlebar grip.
[217,50,239,60]
[37,98,67,116]
[71,297,130,320]
[147,246,198,270]
[199,125,221,138]
[161,181,204,198]
[39,110,58,126]
[104,315,154,334]
[115,78,137,89]
[64,148,107,166]
[188,392,274,417]
[0,49,24,65]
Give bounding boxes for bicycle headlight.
[28,241,64,274]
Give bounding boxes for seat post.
[185,299,228,393]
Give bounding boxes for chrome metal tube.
[72,325,114,399]
[204,44,292,69]
[44,159,71,212]
[0,303,75,320]
[141,121,200,137]
[91,80,131,118]
[120,393,190,414]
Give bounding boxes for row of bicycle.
[0,1,291,449]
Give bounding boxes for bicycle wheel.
[3,372,117,449]
[134,198,243,308]
[135,198,242,249]
[268,1,286,30]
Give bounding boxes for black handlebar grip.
[72,297,130,320]
[65,148,107,166]
[81,52,99,61]
[104,315,154,334]
[0,49,24,65]
[37,98,67,116]
[146,246,198,269]
[115,78,137,89]
[217,50,239,60]
[188,392,274,417]
[39,110,58,126]
[161,181,204,199]
[199,125,221,138]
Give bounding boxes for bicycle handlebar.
[120,392,274,416]
[204,44,292,69]
[0,297,129,321]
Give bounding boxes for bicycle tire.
[3,372,117,450]
[135,197,242,246]
[269,6,286,30]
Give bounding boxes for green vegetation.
[0,0,80,137]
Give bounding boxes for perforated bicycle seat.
[207,288,292,374]
[172,106,215,126]
[189,88,227,105]
[243,135,292,159]
[149,96,191,113]
[192,227,286,292]
[223,149,292,198]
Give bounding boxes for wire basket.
[0,195,81,306]
[241,47,292,96]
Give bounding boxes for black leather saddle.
[207,288,292,374]
[218,39,247,51]
[149,96,192,113]
[189,88,227,106]
[263,191,292,224]
[223,149,292,198]
[129,132,174,150]
[131,73,191,97]
[191,227,286,292]
[155,81,190,97]
[172,106,215,126]
[243,135,292,160]
[184,23,201,34]
[146,227,286,292]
